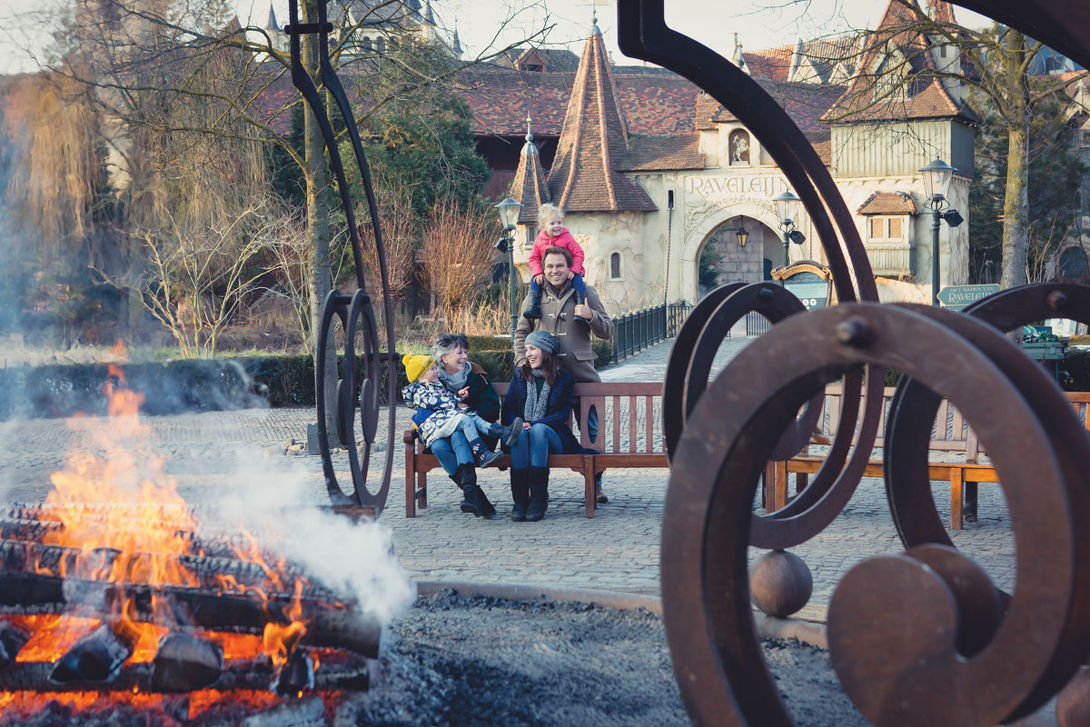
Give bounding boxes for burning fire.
[0,347,321,715]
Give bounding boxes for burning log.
[0,621,29,668]
[0,572,381,657]
[151,632,223,692]
[50,623,135,684]
[0,653,369,692]
[272,649,314,697]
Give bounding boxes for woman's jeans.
[430,431,473,476]
[510,423,563,469]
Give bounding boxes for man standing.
[514,246,614,501]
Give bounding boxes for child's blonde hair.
[539,203,564,224]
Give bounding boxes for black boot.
[469,437,502,468]
[509,469,530,522]
[456,464,495,518]
[489,417,524,448]
[573,290,588,322]
[523,289,542,320]
[525,466,550,522]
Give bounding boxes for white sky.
[0,0,995,75]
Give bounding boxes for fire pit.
[0,368,402,725]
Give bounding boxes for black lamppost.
[493,197,523,338]
[919,158,964,306]
[772,190,805,286]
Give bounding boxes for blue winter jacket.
[500,368,584,454]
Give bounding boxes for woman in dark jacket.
[429,333,503,516]
[501,330,582,522]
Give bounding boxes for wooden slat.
[645,396,655,453]
[934,399,949,440]
[612,396,622,452]
[628,396,637,453]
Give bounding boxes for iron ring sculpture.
[286,0,397,513]
[664,304,1087,726]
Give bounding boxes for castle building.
[487,0,979,311]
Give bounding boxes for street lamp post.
[493,197,523,339]
[919,158,964,306]
[772,190,805,286]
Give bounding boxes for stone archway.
[678,201,783,301]
[693,216,779,299]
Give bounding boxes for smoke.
[203,446,415,626]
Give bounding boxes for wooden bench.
[403,382,667,518]
[769,386,1090,530]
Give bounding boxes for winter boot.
[525,466,550,522]
[455,464,495,518]
[573,290,589,323]
[509,469,530,522]
[469,437,502,468]
[523,289,542,320]
[489,417,524,448]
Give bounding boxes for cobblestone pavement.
[0,336,1018,624]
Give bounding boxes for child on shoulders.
[401,354,522,467]
[525,203,588,322]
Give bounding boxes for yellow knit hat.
[402,354,434,383]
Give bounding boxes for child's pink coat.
[528,227,585,277]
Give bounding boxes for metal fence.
[610,301,693,364]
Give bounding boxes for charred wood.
[151,632,223,692]
[50,623,135,684]
[0,621,29,668]
[0,573,380,657]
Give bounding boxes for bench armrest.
[403,429,418,445]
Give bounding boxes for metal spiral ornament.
[617,0,1090,725]
[286,0,397,514]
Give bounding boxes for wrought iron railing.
[610,301,693,364]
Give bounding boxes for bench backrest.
[493,381,664,455]
[818,384,1090,462]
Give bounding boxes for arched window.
[610,252,622,280]
[728,129,750,165]
[361,36,372,53]
[376,36,386,54]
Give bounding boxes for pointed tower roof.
[425,0,435,25]
[266,3,279,30]
[732,33,749,75]
[509,116,552,225]
[821,0,977,124]
[451,24,462,56]
[926,0,957,24]
[546,22,656,212]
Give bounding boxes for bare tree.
[822,0,1087,289]
[421,200,494,324]
[135,194,283,357]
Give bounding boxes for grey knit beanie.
[524,329,560,355]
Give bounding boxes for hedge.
[0,339,616,421]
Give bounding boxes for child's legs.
[528,423,562,468]
[456,416,482,443]
[530,276,541,295]
[509,427,531,469]
[462,412,496,438]
[571,273,587,296]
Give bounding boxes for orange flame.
[5,358,314,686]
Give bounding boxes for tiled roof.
[858,191,919,215]
[456,68,699,137]
[695,81,847,137]
[248,67,296,136]
[744,47,794,82]
[619,134,703,171]
[545,29,656,212]
[508,133,551,224]
[822,0,978,124]
[491,47,580,72]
